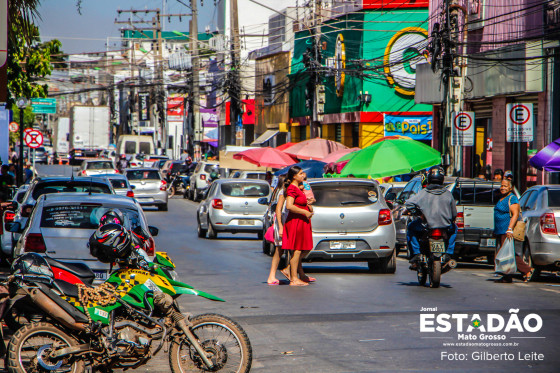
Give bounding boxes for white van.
[116,135,155,157]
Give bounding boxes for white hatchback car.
[10,193,156,283]
[79,159,118,177]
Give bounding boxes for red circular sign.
[454,112,473,131]
[9,122,19,133]
[509,104,531,125]
[24,129,44,148]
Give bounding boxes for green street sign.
[31,98,56,114]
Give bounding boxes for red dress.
[282,184,313,251]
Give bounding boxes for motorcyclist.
[405,166,457,266]
[117,154,129,172]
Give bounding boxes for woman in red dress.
[283,166,314,286]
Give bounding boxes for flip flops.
[267,280,280,286]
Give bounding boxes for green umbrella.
[339,137,441,178]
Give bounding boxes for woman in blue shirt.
[494,179,533,283]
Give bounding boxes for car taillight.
[130,162,137,167]
[126,190,134,198]
[540,213,557,234]
[378,208,392,226]
[431,228,444,240]
[4,211,15,223]
[456,212,464,229]
[160,180,167,191]
[200,174,206,180]
[212,199,223,209]
[24,233,47,253]
[146,237,155,256]
[114,169,120,174]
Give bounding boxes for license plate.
[482,238,496,247]
[430,240,446,253]
[329,241,356,250]
[238,219,255,226]
[93,271,107,280]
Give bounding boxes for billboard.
[384,114,432,141]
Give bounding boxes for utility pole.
[190,0,202,161]
[229,0,242,146]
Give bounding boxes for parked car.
[229,170,267,180]
[197,179,271,239]
[519,185,560,276]
[78,159,118,176]
[91,174,135,198]
[124,168,168,211]
[188,161,229,202]
[9,193,156,283]
[3,177,114,258]
[304,178,396,273]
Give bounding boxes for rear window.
[110,179,128,189]
[548,190,560,207]
[247,173,266,180]
[139,142,152,154]
[32,182,112,200]
[204,164,217,173]
[313,183,379,207]
[40,205,141,229]
[452,184,501,205]
[221,183,269,197]
[124,141,136,154]
[87,161,114,169]
[126,170,161,180]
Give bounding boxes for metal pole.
[18,107,24,186]
[191,0,201,161]
[32,148,35,178]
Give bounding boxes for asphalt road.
[132,196,560,373]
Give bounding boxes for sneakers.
[408,254,421,270]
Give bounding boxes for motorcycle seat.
[54,279,81,298]
[45,258,96,285]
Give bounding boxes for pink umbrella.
[233,147,296,169]
[283,138,348,160]
[321,147,361,163]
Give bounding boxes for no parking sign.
[506,103,533,142]
[451,112,475,146]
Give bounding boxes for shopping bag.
[495,238,517,275]
[264,226,274,243]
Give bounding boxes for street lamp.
[15,97,28,186]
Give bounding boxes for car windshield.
[313,183,379,207]
[87,161,114,169]
[548,190,560,207]
[452,183,501,205]
[221,182,269,197]
[31,182,112,200]
[126,170,160,180]
[40,205,142,229]
[110,179,128,189]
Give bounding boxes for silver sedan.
[125,168,168,211]
[197,179,271,239]
[519,185,560,276]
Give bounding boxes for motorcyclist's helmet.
[99,209,125,226]
[89,223,132,263]
[427,166,445,185]
[120,154,127,159]
[11,253,53,279]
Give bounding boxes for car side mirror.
[257,197,269,205]
[131,185,136,189]
[385,192,396,202]
[20,204,33,218]
[148,226,159,237]
[6,222,22,233]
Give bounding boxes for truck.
[54,117,70,155]
[69,106,110,150]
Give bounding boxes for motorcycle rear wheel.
[169,313,252,373]
[429,260,441,288]
[7,322,85,373]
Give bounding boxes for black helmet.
[89,223,132,263]
[12,253,53,279]
[99,209,125,226]
[427,166,445,185]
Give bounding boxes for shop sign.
[451,111,475,146]
[384,114,432,140]
[506,103,533,142]
[138,92,150,121]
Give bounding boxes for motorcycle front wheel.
[7,322,85,373]
[169,313,252,373]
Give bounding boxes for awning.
[250,130,279,146]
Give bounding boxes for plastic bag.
[495,238,517,275]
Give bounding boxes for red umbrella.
[275,142,296,151]
[321,147,361,163]
[283,138,348,160]
[233,147,296,169]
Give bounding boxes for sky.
[37,0,218,55]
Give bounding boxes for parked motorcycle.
[3,250,252,373]
[405,211,457,288]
